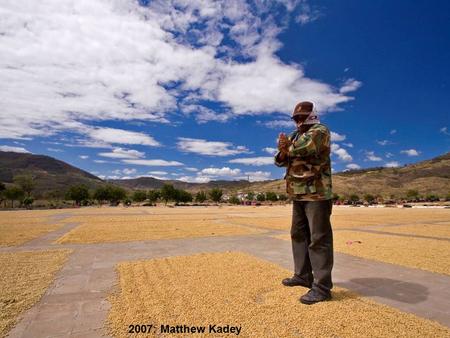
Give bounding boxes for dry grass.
[376,223,450,239]
[0,250,72,337]
[107,252,450,338]
[0,218,62,247]
[56,218,265,244]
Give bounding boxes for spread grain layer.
[229,207,450,230]
[0,250,72,338]
[107,252,450,338]
[56,218,265,244]
[275,230,450,275]
[0,218,62,246]
[375,223,450,239]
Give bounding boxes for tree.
[132,190,147,203]
[93,186,109,205]
[256,193,266,202]
[332,193,340,202]
[195,191,207,203]
[278,194,288,201]
[4,186,24,208]
[406,189,419,201]
[175,189,192,203]
[363,194,375,204]
[23,196,34,209]
[265,191,278,202]
[65,185,89,206]
[0,182,5,206]
[147,190,160,203]
[106,185,127,205]
[246,191,255,201]
[161,184,177,204]
[229,195,241,205]
[425,194,439,202]
[13,175,35,197]
[349,194,360,204]
[209,188,223,203]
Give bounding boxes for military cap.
[292,101,314,117]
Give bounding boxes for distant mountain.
[253,152,450,199]
[109,177,256,192]
[0,151,103,197]
[1,150,448,199]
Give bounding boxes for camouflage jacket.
[274,123,333,201]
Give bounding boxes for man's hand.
[278,133,291,155]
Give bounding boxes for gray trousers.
[290,199,334,294]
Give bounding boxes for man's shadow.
[335,278,429,304]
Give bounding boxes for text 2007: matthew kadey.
[160,324,242,335]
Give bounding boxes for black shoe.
[299,288,331,305]
[281,275,312,288]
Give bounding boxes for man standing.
[274,101,334,305]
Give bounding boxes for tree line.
[64,184,225,206]
[1,174,448,208]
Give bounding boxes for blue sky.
[0,0,449,182]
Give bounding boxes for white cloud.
[385,152,394,158]
[262,147,277,155]
[440,127,449,135]
[377,140,390,146]
[218,53,356,115]
[0,145,30,153]
[98,147,145,159]
[343,142,353,148]
[331,144,352,162]
[88,128,160,147]
[148,171,168,176]
[180,104,231,124]
[94,159,108,163]
[112,168,137,176]
[400,149,420,156]
[179,175,211,183]
[177,137,250,156]
[339,78,362,94]
[185,167,199,172]
[0,0,359,141]
[390,129,397,135]
[122,159,183,166]
[122,168,137,175]
[346,163,361,170]
[330,131,346,142]
[178,167,269,182]
[365,151,382,162]
[201,167,241,176]
[244,171,272,181]
[296,3,321,25]
[229,156,274,166]
[385,161,400,168]
[47,147,64,152]
[79,155,89,159]
[260,119,293,129]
